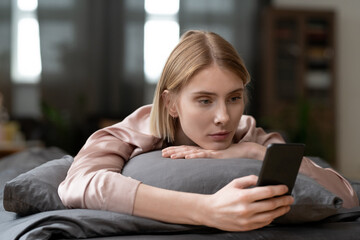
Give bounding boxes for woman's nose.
[214,103,230,125]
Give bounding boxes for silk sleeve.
[58,105,162,214]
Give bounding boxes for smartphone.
[257,143,305,195]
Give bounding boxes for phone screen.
[256,143,305,195]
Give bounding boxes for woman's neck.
[174,124,197,146]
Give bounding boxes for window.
[11,0,42,84]
[144,0,179,84]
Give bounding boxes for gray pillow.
[3,150,345,223]
[3,155,73,215]
[0,147,67,202]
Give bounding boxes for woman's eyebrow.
[191,91,217,96]
[229,88,244,94]
[192,88,244,96]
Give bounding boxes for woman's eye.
[229,96,242,103]
[199,99,211,105]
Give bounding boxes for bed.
[1,147,360,240]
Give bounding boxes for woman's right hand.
[133,175,293,232]
[199,175,294,232]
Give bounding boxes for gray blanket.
[1,208,360,240]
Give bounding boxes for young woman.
[58,30,358,232]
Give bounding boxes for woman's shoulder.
[95,104,153,133]
[119,104,153,134]
[124,104,152,120]
[236,115,285,145]
[133,104,152,115]
[239,114,257,128]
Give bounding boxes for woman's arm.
[162,142,266,160]
[134,175,293,232]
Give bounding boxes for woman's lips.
[208,131,231,141]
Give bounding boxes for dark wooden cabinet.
[259,8,336,164]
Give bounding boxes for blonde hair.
[150,30,250,143]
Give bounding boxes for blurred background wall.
[273,0,360,187]
[0,0,359,179]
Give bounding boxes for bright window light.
[144,20,179,83]
[15,17,42,83]
[145,0,179,15]
[144,0,179,84]
[12,0,42,84]
[17,0,38,11]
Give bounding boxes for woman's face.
[172,64,245,150]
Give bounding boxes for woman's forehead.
[183,65,244,93]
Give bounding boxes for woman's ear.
[162,90,178,118]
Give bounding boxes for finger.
[169,153,186,159]
[184,151,208,159]
[168,150,193,159]
[162,146,198,155]
[162,150,171,158]
[172,148,205,159]
[186,150,218,159]
[162,147,180,155]
[245,185,289,202]
[248,195,294,213]
[230,175,259,189]
[162,147,188,158]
